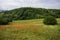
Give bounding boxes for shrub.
[0,18,12,25]
[43,16,57,25]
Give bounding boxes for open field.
[0,19,60,40]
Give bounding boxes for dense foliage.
[0,18,9,25]
[0,13,12,25]
[0,7,60,20]
[43,16,57,25]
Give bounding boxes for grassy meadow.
[0,18,60,40]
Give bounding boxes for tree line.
[0,7,60,20]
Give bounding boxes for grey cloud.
[0,0,60,10]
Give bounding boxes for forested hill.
[0,7,60,20]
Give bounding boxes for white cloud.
[0,0,60,10]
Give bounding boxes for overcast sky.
[0,0,60,10]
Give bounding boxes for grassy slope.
[0,19,60,40]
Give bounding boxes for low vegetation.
[0,19,60,40]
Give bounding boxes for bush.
[43,16,57,25]
[0,18,12,25]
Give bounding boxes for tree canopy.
[0,7,60,20]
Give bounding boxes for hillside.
[0,7,60,20]
[0,7,60,40]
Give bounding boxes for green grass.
[13,19,43,23]
[0,19,60,40]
